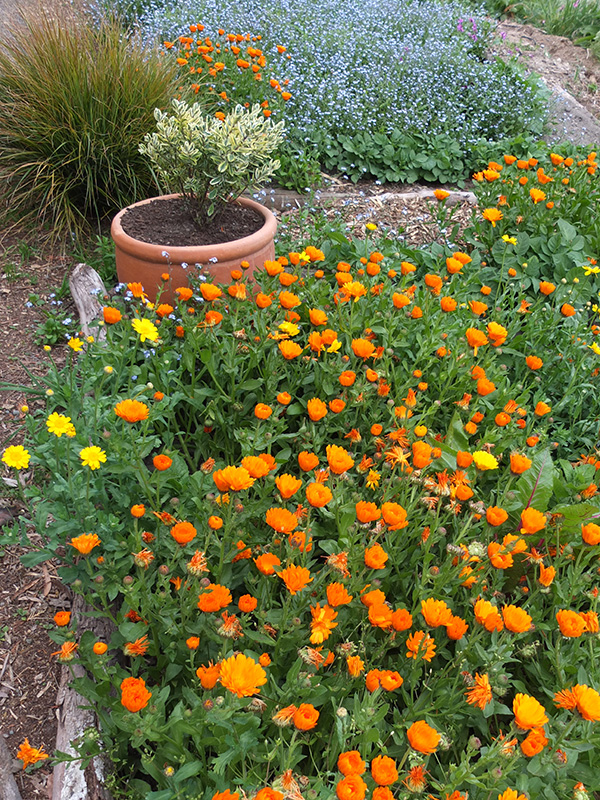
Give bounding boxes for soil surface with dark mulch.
[120,197,265,247]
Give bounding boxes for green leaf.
[445,410,469,452]
[174,760,203,783]
[20,550,53,567]
[557,218,577,243]
[510,448,555,513]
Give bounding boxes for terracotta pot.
[111,194,277,303]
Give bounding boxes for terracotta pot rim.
[110,194,277,263]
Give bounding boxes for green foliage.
[512,0,600,44]
[274,138,323,193]
[139,99,285,224]
[0,7,177,238]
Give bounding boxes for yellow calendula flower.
[502,235,517,245]
[131,318,159,343]
[589,342,600,356]
[472,450,499,471]
[2,445,31,470]
[298,251,311,263]
[366,222,378,230]
[327,339,342,353]
[278,321,300,337]
[583,265,600,276]
[366,469,381,489]
[79,446,107,470]
[46,412,76,438]
[68,337,84,352]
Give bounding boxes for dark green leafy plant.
[0,5,177,238]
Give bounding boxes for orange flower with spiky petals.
[219,653,267,697]
[70,533,101,555]
[16,739,50,769]
[403,765,428,792]
[465,673,493,709]
[278,564,312,594]
[124,635,150,656]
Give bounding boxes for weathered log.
[68,263,107,340]
[0,729,23,800]
[52,594,114,800]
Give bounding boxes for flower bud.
[158,565,169,576]
[123,575,134,586]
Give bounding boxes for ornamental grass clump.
[0,3,177,237]
[3,145,600,798]
[139,98,285,225]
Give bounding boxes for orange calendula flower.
[351,338,375,359]
[120,676,151,712]
[307,397,328,421]
[482,208,503,226]
[278,564,312,594]
[70,533,101,555]
[364,544,388,569]
[406,630,436,661]
[310,603,338,643]
[510,453,532,474]
[305,482,333,507]
[326,582,353,606]
[16,739,50,769]
[465,672,493,709]
[198,584,232,612]
[502,605,532,633]
[293,703,319,730]
[581,522,600,545]
[521,728,548,757]
[407,720,440,754]
[338,750,366,776]
[556,609,586,637]
[327,444,354,474]
[520,507,546,535]
[371,755,398,786]
[513,693,548,729]
[279,340,303,359]
[254,553,281,575]
[266,507,298,533]
[421,598,452,627]
[356,501,381,523]
[170,521,197,545]
[54,611,71,627]
[196,661,221,689]
[275,473,302,499]
[380,502,408,530]
[219,653,267,697]
[114,399,149,423]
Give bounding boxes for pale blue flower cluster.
[93,0,547,156]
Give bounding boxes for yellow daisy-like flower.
[46,412,76,438]
[68,337,84,352]
[589,342,600,356]
[131,318,159,343]
[366,222,378,230]
[502,235,517,245]
[278,321,300,337]
[472,451,498,471]
[79,446,107,470]
[2,445,31,470]
[327,339,342,353]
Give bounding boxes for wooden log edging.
[52,265,114,800]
